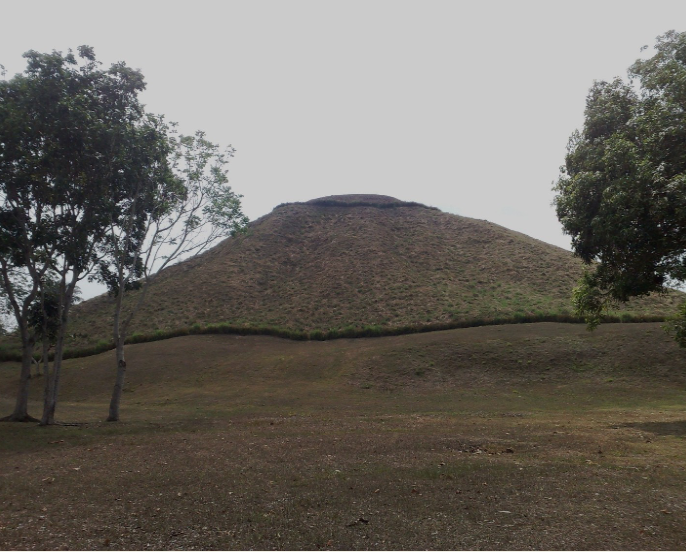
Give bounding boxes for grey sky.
[2,1,685,298]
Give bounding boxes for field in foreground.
[1,322,686,550]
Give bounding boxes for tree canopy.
[1,45,247,423]
[0,46,176,422]
[97,129,247,422]
[554,30,686,333]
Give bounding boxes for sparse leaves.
[663,301,686,347]
[571,272,617,331]
[95,125,247,422]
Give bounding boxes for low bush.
[0,346,22,363]
[309,330,326,341]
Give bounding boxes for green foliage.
[663,301,686,346]
[1,47,157,273]
[96,339,112,350]
[0,46,190,422]
[28,278,81,344]
[0,345,22,362]
[308,330,326,341]
[571,271,618,330]
[554,30,686,341]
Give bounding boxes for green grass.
[0,311,661,362]
[32,194,680,352]
[2,322,686,548]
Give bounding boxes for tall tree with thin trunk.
[0,266,44,421]
[0,46,167,424]
[98,131,248,422]
[28,277,79,387]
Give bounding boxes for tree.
[28,279,58,379]
[554,30,686,336]
[0,285,11,336]
[0,46,168,424]
[0,261,47,422]
[98,130,247,422]
[28,278,81,379]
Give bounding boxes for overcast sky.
[2,1,685,298]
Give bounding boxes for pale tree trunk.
[3,334,37,422]
[41,332,65,425]
[107,337,126,422]
[31,357,40,378]
[41,341,49,377]
[36,285,49,379]
[0,261,39,423]
[107,272,127,422]
[40,282,74,426]
[40,298,53,421]
[42,347,52,421]
[40,333,63,426]
[107,271,151,422]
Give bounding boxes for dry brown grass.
[61,195,683,349]
[2,322,686,549]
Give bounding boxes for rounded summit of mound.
[292,194,436,210]
[305,194,402,205]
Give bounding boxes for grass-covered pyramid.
[65,194,680,349]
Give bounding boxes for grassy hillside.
[64,194,682,348]
[2,323,686,549]
[3,322,685,413]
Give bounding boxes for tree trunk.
[107,338,126,422]
[40,345,62,425]
[42,341,49,377]
[42,346,52,422]
[107,266,132,422]
[2,341,38,422]
[40,335,63,426]
[40,284,73,426]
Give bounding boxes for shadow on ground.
[623,420,686,436]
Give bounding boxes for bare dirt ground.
[1,322,686,550]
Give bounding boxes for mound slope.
[68,195,682,346]
[4,322,686,410]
